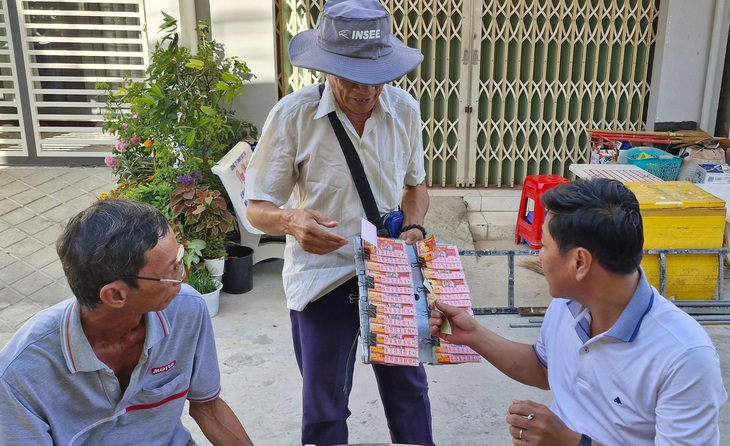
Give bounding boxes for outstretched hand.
[428,299,480,347]
[287,209,348,255]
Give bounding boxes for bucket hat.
[288,0,424,85]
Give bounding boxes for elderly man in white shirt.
[244,1,432,445]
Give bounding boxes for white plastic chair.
[211,141,285,265]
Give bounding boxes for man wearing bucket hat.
[244,0,433,445]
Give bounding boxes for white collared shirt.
[534,272,727,445]
[245,81,425,310]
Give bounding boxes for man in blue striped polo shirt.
[0,200,254,445]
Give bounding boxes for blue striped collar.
[566,270,654,343]
[60,301,171,373]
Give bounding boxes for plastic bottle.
[618,141,632,164]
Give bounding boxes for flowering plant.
[98,13,256,186]
[97,12,256,276]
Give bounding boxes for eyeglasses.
[121,244,186,284]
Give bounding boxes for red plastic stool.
[515,174,570,249]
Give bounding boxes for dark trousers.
[290,277,434,446]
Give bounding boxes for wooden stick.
[590,129,711,140]
[588,129,675,137]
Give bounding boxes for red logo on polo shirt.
[151,360,176,375]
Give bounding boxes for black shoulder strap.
[319,83,386,234]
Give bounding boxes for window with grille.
[13,0,148,157]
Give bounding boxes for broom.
[588,129,712,147]
[519,257,544,276]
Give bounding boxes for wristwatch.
[579,433,592,445]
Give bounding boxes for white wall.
[646,0,729,132]
[143,1,181,50]
[209,1,278,136]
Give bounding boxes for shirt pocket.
[373,159,404,210]
[301,179,346,224]
[138,373,189,403]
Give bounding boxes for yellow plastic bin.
[624,181,726,300]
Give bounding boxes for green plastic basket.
[626,147,682,181]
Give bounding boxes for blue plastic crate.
[626,147,682,181]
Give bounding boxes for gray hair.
[56,199,170,309]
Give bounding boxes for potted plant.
[201,235,227,260]
[201,235,227,278]
[97,12,257,306]
[170,174,236,275]
[186,265,222,317]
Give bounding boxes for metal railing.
[461,248,730,326]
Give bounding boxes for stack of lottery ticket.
[363,237,420,367]
[417,236,481,364]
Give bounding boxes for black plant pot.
[223,246,254,294]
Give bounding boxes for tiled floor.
[0,167,117,344]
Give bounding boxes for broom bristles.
[519,258,544,276]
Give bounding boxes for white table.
[569,163,663,182]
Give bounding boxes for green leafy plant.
[183,238,206,268]
[98,12,256,185]
[115,166,180,217]
[170,176,236,259]
[201,235,227,259]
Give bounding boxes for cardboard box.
[625,181,726,300]
[693,163,730,184]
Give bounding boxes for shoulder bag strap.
[319,83,387,235]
